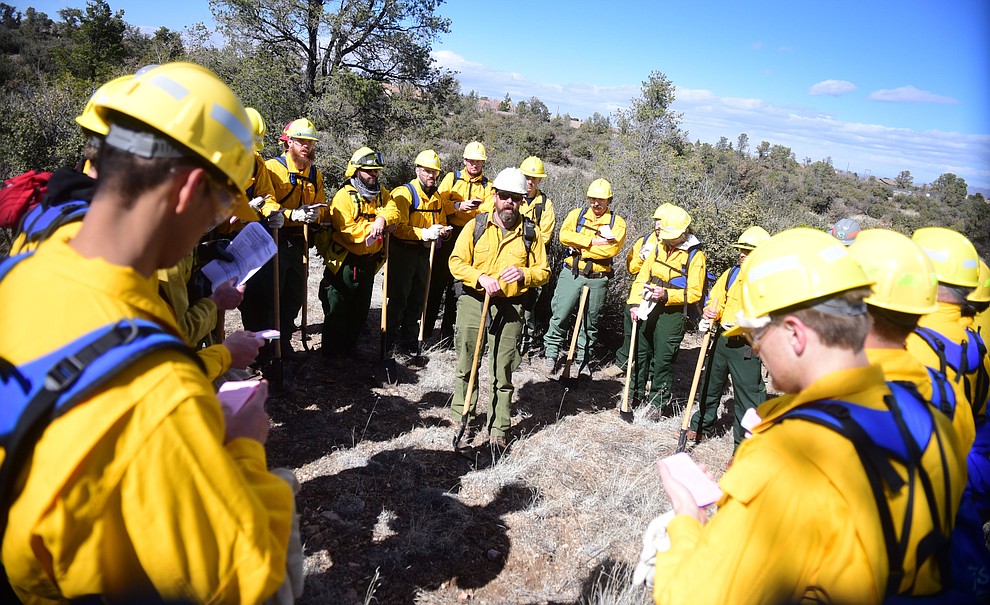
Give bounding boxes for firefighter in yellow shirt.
[626,204,705,413]
[449,168,549,449]
[543,178,626,377]
[426,141,493,347]
[641,228,965,604]
[317,146,398,355]
[0,62,296,604]
[386,149,451,354]
[689,226,770,447]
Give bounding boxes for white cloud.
[430,50,990,188]
[868,85,959,104]
[808,79,858,96]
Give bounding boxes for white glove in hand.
[635,299,656,321]
[422,224,445,241]
[632,511,676,588]
[599,225,615,240]
[639,241,655,260]
[248,196,265,211]
[265,211,285,229]
[289,206,321,224]
[697,318,711,333]
[265,468,304,605]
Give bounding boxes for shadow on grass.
[296,447,533,605]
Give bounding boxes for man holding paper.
[644,229,965,604]
[318,146,398,355]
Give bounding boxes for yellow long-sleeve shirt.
[627,239,706,307]
[323,184,397,257]
[391,178,446,243]
[439,170,493,227]
[0,239,293,604]
[625,231,660,276]
[704,264,742,327]
[867,347,975,450]
[263,154,326,227]
[907,302,990,419]
[558,207,626,275]
[449,213,550,299]
[654,365,966,604]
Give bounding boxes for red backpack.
[0,170,52,229]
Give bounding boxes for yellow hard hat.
[911,227,980,288]
[658,204,691,239]
[520,156,546,178]
[75,74,135,136]
[586,178,612,199]
[94,62,254,194]
[968,260,990,303]
[732,226,771,250]
[848,229,939,315]
[285,118,318,141]
[652,202,672,220]
[415,149,441,171]
[726,228,874,334]
[345,146,384,178]
[463,141,487,161]
[245,107,266,151]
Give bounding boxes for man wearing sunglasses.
[319,146,398,355]
[647,228,964,604]
[448,168,549,449]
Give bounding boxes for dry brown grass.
[227,267,740,604]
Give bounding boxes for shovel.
[373,234,398,384]
[676,325,715,452]
[270,226,283,390]
[560,285,590,380]
[300,224,310,351]
[410,240,436,368]
[619,316,638,422]
[454,290,491,449]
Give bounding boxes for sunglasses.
[206,176,238,228]
[496,190,524,203]
[740,322,776,349]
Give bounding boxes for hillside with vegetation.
[1,3,989,602]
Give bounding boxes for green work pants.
[633,308,685,408]
[319,252,379,354]
[690,334,766,447]
[240,229,305,357]
[450,293,523,438]
[386,242,430,349]
[543,270,609,364]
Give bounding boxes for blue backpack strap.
[0,318,202,550]
[779,382,949,596]
[0,252,33,282]
[726,265,741,292]
[18,200,88,246]
[925,367,957,420]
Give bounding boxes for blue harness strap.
[16,199,88,246]
[779,382,951,598]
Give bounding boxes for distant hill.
[970,186,990,198]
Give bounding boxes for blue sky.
[19,0,990,189]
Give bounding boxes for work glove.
[599,224,615,241]
[421,223,445,241]
[639,241,655,260]
[289,205,321,224]
[248,196,266,212]
[697,318,712,333]
[264,211,285,229]
[635,300,656,321]
[265,468,304,605]
[631,510,675,589]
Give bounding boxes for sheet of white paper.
[216,380,262,415]
[200,222,277,290]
